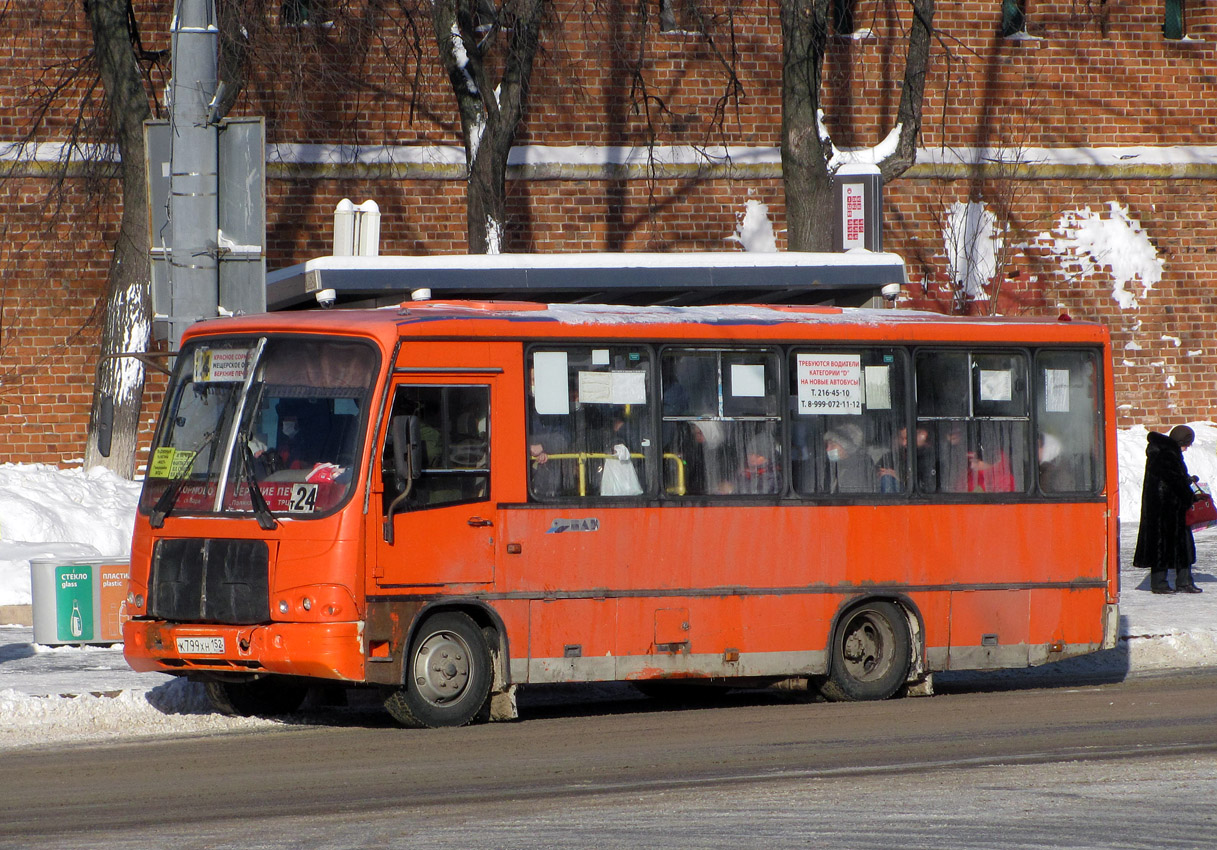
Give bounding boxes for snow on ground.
[2,424,1217,750]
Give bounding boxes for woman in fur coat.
[1133,425,1201,593]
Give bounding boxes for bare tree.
[426,0,545,253]
[79,0,160,475]
[780,0,935,251]
[0,0,169,476]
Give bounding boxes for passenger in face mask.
[272,400,325,471]
[822,423,874,494]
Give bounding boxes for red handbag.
[1186,483,1217,530]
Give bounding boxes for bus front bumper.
[123,619,366,683]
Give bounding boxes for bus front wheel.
[384,612,492,728]
[820,600,910,702]
[205,676,308,717]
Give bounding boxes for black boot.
[1151,569,1174,593]
[1176,567,1203,593]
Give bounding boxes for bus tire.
[384,612,492,728]
[820,600,910,702]
[205,676,308,717]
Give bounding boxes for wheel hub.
[843,619,886,680]
[413,631,471,706]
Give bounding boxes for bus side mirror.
[390,415,422,482]
[96,395,115,458]
[384,414,421,545]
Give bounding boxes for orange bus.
[123,300,1119,727]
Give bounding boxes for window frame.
[659,345,785,499]
[787,345,911,498]
[913,346,1034,498]
[1000,0,1026,37]
[520,341,1106,506]
[1164,0,1185,40]
[1033,347,1107,497]
[382,383,492,514]
[526,343,658,502]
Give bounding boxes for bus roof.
[182,300,1110,349]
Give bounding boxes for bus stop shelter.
[265,252,908,311]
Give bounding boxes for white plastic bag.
[600,444,643,496]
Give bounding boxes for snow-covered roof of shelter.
[266,251,908,312]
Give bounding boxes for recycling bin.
[30,557,131,645]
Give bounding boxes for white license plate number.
[176,636,225,655]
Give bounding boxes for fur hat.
[1169,425,1195,447]
[824,422,864,454]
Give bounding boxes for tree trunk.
[82,0,153,477]
[430,0,544,254]
[781,0,935,251]
[879,0,936,184]
[780,0,833,252]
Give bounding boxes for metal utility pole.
[165,0,220,349]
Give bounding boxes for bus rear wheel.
[384,612,492,728]
[205,676,308,717]
[820,600,910,702]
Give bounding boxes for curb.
[1,604,34,626]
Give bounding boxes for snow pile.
[1118,423,1217,523]
[0,676,273,749]
[944,201,999,300]
[727,199,778,252]
[1044,202,1164,310]
[0,463,141,606]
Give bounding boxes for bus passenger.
[823,423,873,494]
[1038,432,1075,492]
[879,426,935,493]
[731,425,780,495]
[529,418,574,498]
[967,425,1016,492]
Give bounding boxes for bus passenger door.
[375,382,495,587]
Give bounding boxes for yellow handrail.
[531,451,686,496]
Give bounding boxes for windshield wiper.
[240,441,278,531]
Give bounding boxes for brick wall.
[1,1,1214,467]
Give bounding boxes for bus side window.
[382,385,490,511]
[790,349,906,496]
[1035,350,1102,494]
[915,350,1029,494]
[528,346,653,499]
[663,348,782,496]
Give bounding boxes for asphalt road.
[5,670,1217,849]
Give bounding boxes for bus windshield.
[139,336,380,520]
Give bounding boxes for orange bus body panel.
[123,302,1118,700]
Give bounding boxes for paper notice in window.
[1044,368,1070,412]
[864,366,891,410]
[149,448,196,479]
[579,370,647,405]
[730,363,766,397]
[796,354,862,415]
[979,370,1012,402]
[533,351,570,415]
[611,370,647,404]
[193,348,249,383]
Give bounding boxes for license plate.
[176,636,225,655]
